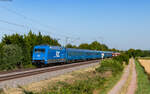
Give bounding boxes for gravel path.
[108,58,137,94]
[108,60,131,94]
[0,62,99,89]
[126,59,137,94]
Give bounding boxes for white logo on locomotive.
[56,51,60,57]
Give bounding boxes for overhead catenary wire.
[0,27,20,33]
[0,18,105,46]
[0,6,72,36]
[0,19,29,29]
[0,19,54,37]
[0,19,51,35]
[0,6,75,38]
[0,19,70,45]
[0,6,55,30]
[0,6,90,45]
[0,6,107,48]
[0,19,77,45]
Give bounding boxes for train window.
[35,49,45,53]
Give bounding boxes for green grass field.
[135,60,150,94]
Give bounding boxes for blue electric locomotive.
[32,45,66,64]
[32,45,113,65]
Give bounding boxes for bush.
[0,44,23,70]
[41,77,106,94]
[96,59,124,76]
[0,31,61,70]
[113,53,129,65]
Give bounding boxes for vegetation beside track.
[135,60,150,94]
[0,31,60,71]
[0,32,110,71]
[0,31,150,71]
[21,55,129,94]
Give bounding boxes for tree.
[0,31,61,69]
[110,48,120,52]
[78,41,109,51]
[0,44,23,70]
[126,49,135,58]
[125,49,150,58]
[37,32,43,44]
[78,43,90,49]
[2,33,25,47]
[101,44,109,51]
[66,44,77,48]
[89,41,100,50]
[0,43,3,65]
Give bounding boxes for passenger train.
[32,45,115,65]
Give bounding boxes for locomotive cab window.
[35,49,45,53]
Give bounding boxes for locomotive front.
[32,45,48,65]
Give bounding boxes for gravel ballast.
[0,62,99,89]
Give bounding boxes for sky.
[0,0,150,50]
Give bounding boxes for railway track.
[0,60,100,82]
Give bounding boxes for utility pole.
[55,38,60,42]
[98,36,104,44]
[55,38,60,45]
[65,37,69,47]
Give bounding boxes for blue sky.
[0,0,150,50]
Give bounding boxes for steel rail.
[0,60,100,82]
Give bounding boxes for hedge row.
[96,53,129,76]
[113,53,130,65]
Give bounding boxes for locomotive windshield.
[35,49,45,53]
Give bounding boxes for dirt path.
[126,59,137,94]
[108,58,137,94]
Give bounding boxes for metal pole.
[65,37,69,47]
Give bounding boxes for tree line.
[125,48,150,58]
[0,31,150,71]
[0,31,60,70]
[0,31,116,70]
[66,41,109,51]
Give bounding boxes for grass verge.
[22,59,124,94]
[98,72,122,94]
[135,60,150,94]
[23,72,122,94]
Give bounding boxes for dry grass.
[139,59,150,74]
[4,64,99,94]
